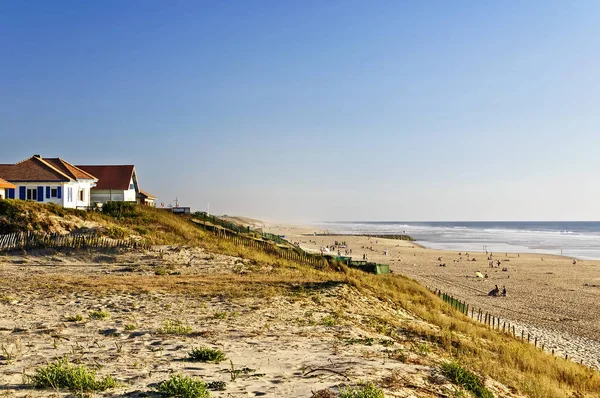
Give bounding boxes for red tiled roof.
[0,156,74,182]
[44,158,97,180]
[138,189,157,199]
[0,178,15,189]
[76,165,135,190]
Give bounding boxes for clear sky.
[2,1,600,221]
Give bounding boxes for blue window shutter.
[19,186,26,200]
[46,186,51,199]
[8,188,15,199]
[37,186,44,202]
[57,186,62,199]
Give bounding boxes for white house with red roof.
[76,165,139,205]
[0,155,98,208]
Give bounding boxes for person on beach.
[501,286,507,296]
[488,285,499,296]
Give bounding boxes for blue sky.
[2,1,600,221]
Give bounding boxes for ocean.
[316,221,600,260]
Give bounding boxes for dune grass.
[157,373,209,398]
[30,358,117,393]
[188,347,227,363]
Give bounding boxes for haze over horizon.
[2,1,600,222]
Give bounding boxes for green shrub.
[89,309,110,320]
[65,314,85,322]
[441,362,494,398]
[30,358,117,392]
[105,226,127,239]
[124,323,137,331]
[188,347,227,363]
[102,201,139,219]
[157,374,209,398]
[339,382,384,398]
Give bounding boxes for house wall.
[124,177,137,201]
[63,180,95,209]
[90,179,136,204]
[12,181,95,209]
[13,182,66,206]
[0,189,5,199]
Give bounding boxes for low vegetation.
[30,358,117,393]
[157,373,209,398]
[160,319,192,335]
[64,314,85,322]
[339,382,385,398]
[441,362,494,398]
[88,309,109,320]
[188,347,227,363]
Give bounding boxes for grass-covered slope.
[1,200,599,397]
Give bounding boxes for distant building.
[0,155,98,208]
[0,178,16,200]
[137,189,157,206]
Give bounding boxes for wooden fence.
[0,231,149,252]
[431,287,590,366]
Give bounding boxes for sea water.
[316,221,600,260]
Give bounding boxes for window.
[27,188,37,201]
[51,188,58,198]
[79,189,84,202]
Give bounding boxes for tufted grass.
[157,373,209,398]
[30,358,117,393]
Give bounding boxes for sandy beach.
[268,223,600,370]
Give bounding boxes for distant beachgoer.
[488,285,499,296]
[501,286,507,296]
[573,260,577,265]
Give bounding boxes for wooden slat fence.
[430,287,592,367]
[0,231,149,252]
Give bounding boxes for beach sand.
[268,223,600,370]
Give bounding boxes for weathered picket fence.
[0,231,149,252]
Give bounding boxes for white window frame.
[26,188,37,201]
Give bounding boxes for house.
[0,178,16,200]
[76,165,155,206]
[137,189,157,206]
[0,155,98,208]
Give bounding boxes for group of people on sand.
[488,284,507,297]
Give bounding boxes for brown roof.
[0,156,74,182]
[138,189,157,199]
[0,178,15,189]
[76,165,135,190]
[44,158,97,180]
